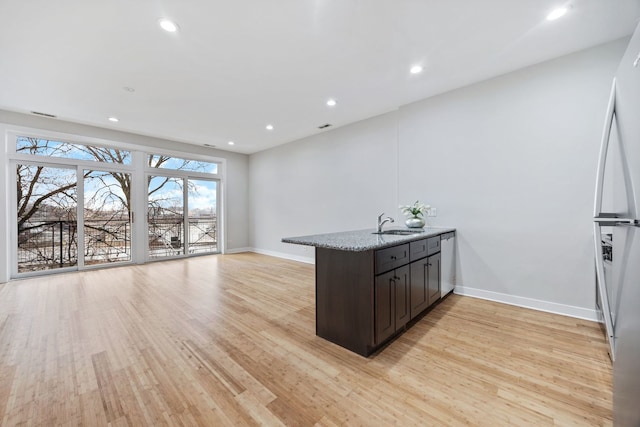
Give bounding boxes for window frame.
[4,126,226,279]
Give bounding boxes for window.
[7,132,224,278]
[16,164,78,272]
[83,170,132,265]
[16,136,132,164]
[147,154,218,174]
[147,176,219,259]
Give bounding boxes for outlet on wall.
[428,207,437,217]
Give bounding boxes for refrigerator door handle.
[617,221,640,227]
[593,222,616,361]
[594,78,617,218]
[595,217,640,226]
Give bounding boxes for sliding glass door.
[148,176,185,258]
[16,163,78,273]
[83,170,132,265]
[15,163,134,273]
[187,179,218,254]
[147,175,219,259]
[8,135,224,278]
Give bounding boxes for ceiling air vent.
[30,111,57,118]
[318,123,332,129]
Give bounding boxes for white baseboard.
[245,248,315,265]
[225,247,252,254]
[226,251,597,322]
[454,285,599,322]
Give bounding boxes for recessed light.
[228,141,235,145]
[326,99,337,107]
[123,86,135,93]
[108,117,119,122]
[159,18,178,32]
[266,124,274,131]
[546,7,568,21]
[410,65,423,74]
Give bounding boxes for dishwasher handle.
[441,231,455,240]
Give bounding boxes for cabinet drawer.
[427,236,441,256]
[375,244,409,274]
[409,239,428,261]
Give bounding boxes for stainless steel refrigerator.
[593,22,640,426]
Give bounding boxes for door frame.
[10,158,137,278]
[144,170,221,262]
[3,126,226,281]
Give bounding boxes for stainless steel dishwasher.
[440,232,456,296]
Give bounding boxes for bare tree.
[16,138,87,231]
[15,136,215,269]
[16,137,210,224]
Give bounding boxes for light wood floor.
[0,253,612,426]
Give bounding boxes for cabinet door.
[375,270,395,344]
[395,264,411,329]
[427,252,441,305]
[410,258,430,318]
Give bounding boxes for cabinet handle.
[390,256,397,260]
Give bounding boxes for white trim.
[224,247,252,254]
[454,285,599,322]
[6,126,140,153]
[144,146,226,167]
[77,164,85,269]
[248,248,315,265]
[132,151,147,264]
[5,126,227,166]
[4,124,226,277]
[0,125,7,283]
[227,252,598,321]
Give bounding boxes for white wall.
[249,38,628,318]
[0,110,250,282]
[249,112,399,262]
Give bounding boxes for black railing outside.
[18,221,78,271]
[18,219,131,272]
[148,217,183,257]
[84,219,132,265]
[148,217,217,257]
[18,216,218,271]
[188,218,217,254]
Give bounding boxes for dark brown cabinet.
[427,252,441,304]
[410,238,441,318]
[410,257,430,317]
[315,233,444,357]
[375,264,410,345]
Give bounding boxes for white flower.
[399,200,431,218]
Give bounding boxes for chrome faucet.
[377,213,394,233]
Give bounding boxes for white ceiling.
[1,1,639,154]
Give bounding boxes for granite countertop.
[282,227,455,252]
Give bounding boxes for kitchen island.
[283,227,456,356]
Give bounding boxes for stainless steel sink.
[373,229,424,235]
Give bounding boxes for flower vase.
[405,216,425,228]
